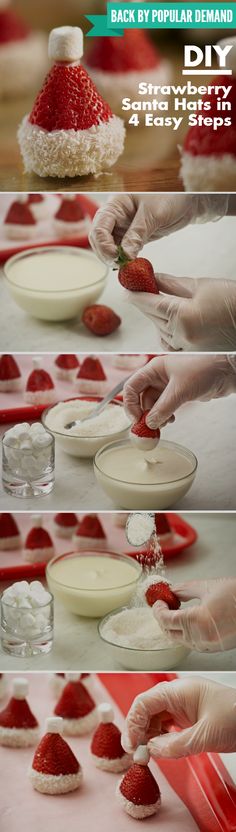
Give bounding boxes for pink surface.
[0,674,199,832]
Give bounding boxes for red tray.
[0,514,197,582]
[127,513,198,561]
[0,195,98,264]
[101,672,236,832]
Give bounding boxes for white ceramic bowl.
[99,607,190,670]
[94,438,198,509]
[46,550,142,618]
[42,397,131,459]
[4,246,108,321]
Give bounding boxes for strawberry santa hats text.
[29,716,83,794]
[18,26,125,178]
[116,744,161,819]
[0,677,39,747]
[0,0,47,99]
[91,703,131,772]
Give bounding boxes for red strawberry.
[91,722,125,760]
[76,514,106,539]
[120,763,160,806]
[0,513,20,539]
[25,525,53,551]
[55,199,85,222]
[86,31,159,73]
[131,411,160,440]
[0,10,30,45]
[4,201,36,226]
[55,680,95,720]
[27,194,44,204]
[55,354,79,370]
[77,356,107,381]
[54,513,78,528]
[29,63,113,133]
[26,368,54,392]
[146,580,180,610]
[118,247,158,294]
[32,732,79,776]
[0,355,21,381]
[0,697,38,730]
[154,514,172,536]
[82,305,121,337]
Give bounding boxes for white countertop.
[1,208,236,352]
[1,392,235,510]
[1,513,235,673]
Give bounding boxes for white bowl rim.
[4,245,109,295]
[94,438,198,486]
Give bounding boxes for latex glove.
[123,354,236,428]
[124,275,236,351]
[89,194,228,264]
[121,676,236,758]
[153,578,236,652]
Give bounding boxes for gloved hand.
[123,354,236,428]
[121,676,236,758]
[89,194,228,264]
[124,274,236,351]
[153,578,236,652]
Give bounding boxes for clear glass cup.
[2,432,55,497]
[1,593,54,657]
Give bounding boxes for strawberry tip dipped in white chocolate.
[0,0,47,100]
[116,745,161,819]
[91,703,131,772]
[4,195,37,240]
[0,512,21,550]
[25,356,55,406]
[54,196,89,238]
[53,513,78,539]
[18,26,125,179]
[131,410,161,451]
[54,673,97,736]
[75,355,107,396]
[29,716,83,795]
[0,354,21,392]
[73,513,106,550]
[24,515,54,564]
[181,37,236,191]
[0,677,39,747]
[54,354,80,382]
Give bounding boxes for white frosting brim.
[29,767,83,794]
[18,115,125,178]
[24,546,54,563]
[0,534,21,550]
[92,752,130,772]
[4,224,37,239]
[73,535,106,550]
[53,522,77,538]
[24,390,55,405]
[0,726,39,747]
[116,783,161,819]
[62,709,97,736]
[0,379,21,391]
[75,380,107,395]
[86,62,172,116]
[180,151,236,191]
[0,34,47,99]
[55,368,78,381]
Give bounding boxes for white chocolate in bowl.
[47,553,141,617]
[4,248,108,321]
[94,440,197,509]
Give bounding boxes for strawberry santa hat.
[0,677,39,747]
[53,512,78,539]
[54,673,97,736]
[0,512,21,550]
[181,37,236,191]
[73,513,106,550]
[0,353,21,392]
[75,355,107,395]
[54,196,88,238]
[4,195,36,240]
[85,4,171,119]
[0,0,47,99]
[29,716,83,795]
[18,26,125,179]
[91,703,131,772]
[116,744,161,819]
[25,356,55,406]
[0,674,7,699]
[24,515,54,563]
[131,410,161,451]
[54,353,80,382]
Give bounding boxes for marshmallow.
[48,26,83,63]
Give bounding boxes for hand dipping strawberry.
[131,410,160,451]
[117,246,158,294]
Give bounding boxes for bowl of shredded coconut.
[98,606,190,670]
[42,398,131,457]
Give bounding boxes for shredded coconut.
[101,607,172,650]
[30,767,83,794]
[45,400,130,437]
[181,151,236,191]
[126,512,155,546]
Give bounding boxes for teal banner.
[86,3,236,35]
